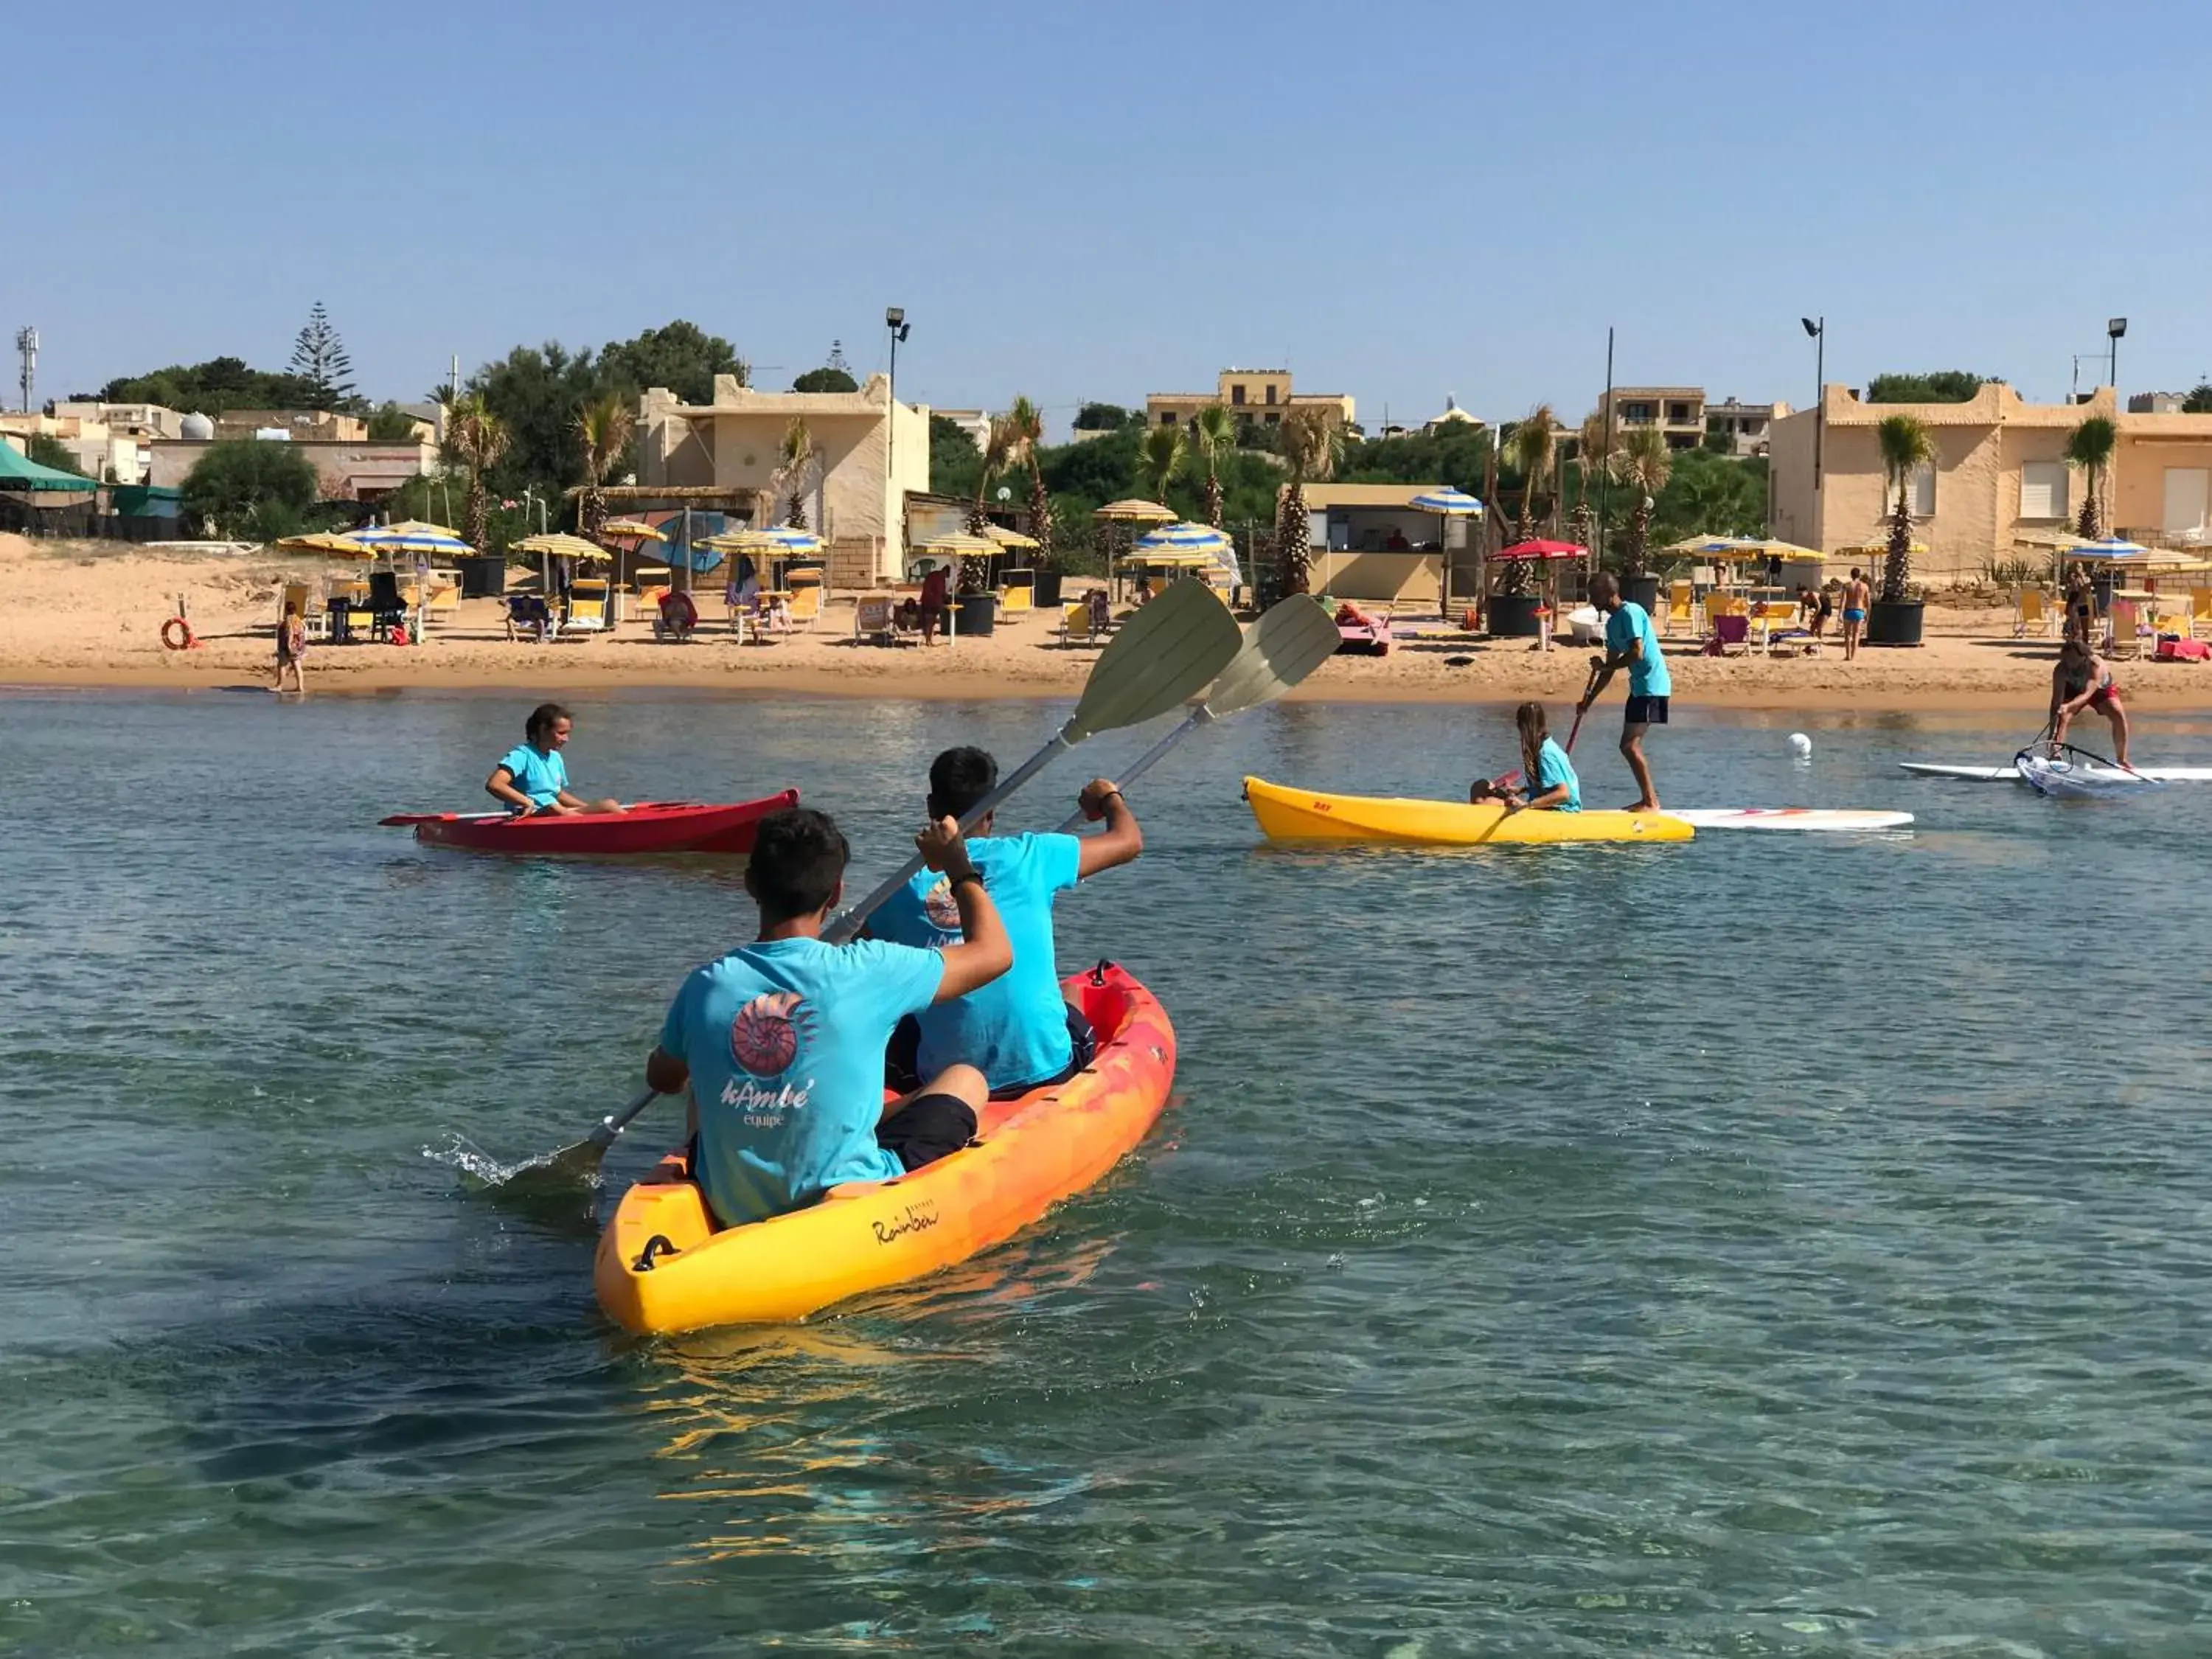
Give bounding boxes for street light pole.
[886,306,910,577]
[2108,316,2127,394]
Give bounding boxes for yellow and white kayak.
[1242,776,1695,846]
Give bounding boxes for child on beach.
[1469,702,1581,812]
[273,602,307,696]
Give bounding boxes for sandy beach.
[7,532,2209,712]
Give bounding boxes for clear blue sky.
[14,0,2212,436]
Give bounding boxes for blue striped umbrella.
[1133,521,1239,588]
[1409,487,1484,515]
[348,520,473,557]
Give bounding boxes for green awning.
[0,442,98,493]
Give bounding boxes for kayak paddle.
[1051,596,1338,832]
[822,579,1242,945]
[509,1086,661,1191]
[380,801,682,827]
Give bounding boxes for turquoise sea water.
[3,689,2210,1656]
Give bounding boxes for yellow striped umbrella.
[914,532,1001,554]
[513,533,610,561]
[983,524,1040,550]
[1093,498,1176,523]
[599,519,667,542]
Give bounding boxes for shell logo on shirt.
[729,991,807,1075]
[921,877,963,932]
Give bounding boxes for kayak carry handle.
[633,1234,680,1273]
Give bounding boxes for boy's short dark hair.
[927,746,998,821]
[748,807,850,920]
[526,701,571,741]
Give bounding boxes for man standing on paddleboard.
[870,746,1144,1099]
[1580,572,1670,814]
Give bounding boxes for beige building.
[1147,368,1354,434]
[1285,482,1475,603]
[5,402,192,483]
[147,434,439,502]
[1770,383,2212,583]
[1703,397,1790,457]
[1594,386,1705,451]
[639,372,930,587]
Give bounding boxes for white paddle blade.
[1203,597,1339,717]
[1065,581,1242,741]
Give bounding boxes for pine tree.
[289,302,355,408]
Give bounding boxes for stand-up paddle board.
[1668,808,1914,832]
[1901,762,2212,783]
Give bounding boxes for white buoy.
[1789,732,1813,758]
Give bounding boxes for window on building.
[1907,461,1936,519]
[1265,411,1281,425]
[1231,384,1246,406]
[1668,402,1691,423]
[1160,411,1178,425]
[2019,460,2069,521]
[1623,402,1653,422]
[1265,384,1279,406]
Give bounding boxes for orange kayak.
[594,962,1176,1333]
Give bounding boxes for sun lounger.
[1703,613,1750,655]
[1664,580,1694,636]
[787,574,823,631]
[566,578,611,634]
[2191,588,2211,640]
[504,594,556,641]
[2014,587,2054,638]
[855,594,920,646]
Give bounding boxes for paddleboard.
[1901,762,2212,783]
[1668,808,1914,832]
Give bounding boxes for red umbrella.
[1495,539,1587,560]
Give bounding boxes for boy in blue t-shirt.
[485,702,622,815]
[869,746,1144,1098]
[1579,573,1672,813]
[643,807,1013,1228]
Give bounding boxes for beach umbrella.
[1663,532,1745,554]
[983,524,1040,550]
[700,526,823,555]
[349,520,472,557]
[914,531,1000,554]
[2079,536,2152,561]
[1133,521,1238,587]
[1494,539,1587,560]
[512,532,606,560]
[1408,489,1482,611]
[599,519,667,542]
[1093,499,1176,523]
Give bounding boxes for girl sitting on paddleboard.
[1469,702,1581,813]
[2051,638,2132,767]
[485,703,624,816]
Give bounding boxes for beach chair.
[999,577,1034,617]
[1703,613,1750,656]
[854,594,910,647]
[1058,602,1097,647]
[2107,597,2145,658]
[787,574,823,631]
[566,578,611,634]
[2153,602,2193,644]
[2191,588,2212,640]
[280,581,329,642]
[504,593,555,641]
[2014,587,2054,638]
[1664,580,1694,636]
[365,571,407,635]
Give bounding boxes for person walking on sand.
[1840,568,1871,660]
[2065,563,2097,645]
[273,600,308,697]
[1579,571,1669,813]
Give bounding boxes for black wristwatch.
[947,869,986,893]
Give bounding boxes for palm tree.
[776,417,815,528]
[1568,408,1612,555]
[967,414,1014,535]
[1136,422,1187,506]
[1508,403,1558,546]
[574,393,633,535]
[1001,394,1051,567]
[1191,403,1237,529]
[1615,426,1673,576]
[445,394,509,552]
[1275,406,1338,595]
[1877,413,1938,602]
[2065,414,2118,540]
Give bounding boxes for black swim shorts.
[1624,695,1669,726]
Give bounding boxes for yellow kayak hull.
[594,964,1175,1334]
[1243,776,1695,846]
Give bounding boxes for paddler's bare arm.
[916,816,1013,1002]
[486,765,535,812]
[1074,778,1143,878]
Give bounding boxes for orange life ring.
[161,616,197,651]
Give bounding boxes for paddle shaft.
[823,727,1075,945]
[589,1088,661,1152]
[1051,706,1211,833]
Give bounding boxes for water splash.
[422,1132,599,1192]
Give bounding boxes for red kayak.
[388,792,798,855]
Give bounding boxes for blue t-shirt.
[1529,736,1582,812]
[497,742,568,809]
[657,936,945,1228]
[871,832,1082,1091]
[1605,602,1672,699]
